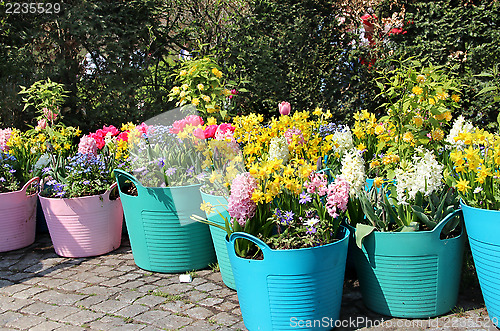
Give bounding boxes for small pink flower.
[43,107,58,121]
[36,119,47,130]
[325,176,350,218]
[117,131,129,142]
[231,89,238,95]
[304,173,328,196]
[136,122,150,135]
[278,101,291,116]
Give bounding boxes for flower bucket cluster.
[3,57,500,329]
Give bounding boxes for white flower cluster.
[395,148,444,204]
[446,115,474,148]
[332,125,354,155]
[268,136,290,164]
[341,148,366,196]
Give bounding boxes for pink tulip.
[279,101,291,116]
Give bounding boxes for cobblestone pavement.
[0,232,497,331]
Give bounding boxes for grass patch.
[209,263,220,272]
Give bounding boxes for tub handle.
[113,169,143,197]
[229,232,271,260]
[21,177,40,195]
[432,209,463,239]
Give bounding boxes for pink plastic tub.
[39,183,123,257]
[0,177,39,252]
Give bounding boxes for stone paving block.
[118,280,146,290]
[198,297,224,307]
[134,310,172,328]
[133,294,167,307]
[29,320,64,331]
[214,301,238,311]
[211,288,235,298]
[40,306,80,320]
[195,282,222,292]
[0,260,17,268]
[119,273,143,281]
[76,295,108,308]
[151,277,177,287]
[12,286,46,300]
[54,324,87,330]
[2,272,34,282]
[99,277,129,287]
[5,314,46,329]
[48,269,78,279]
[87,315,129,330]
[59,309,106,326]
[33,290,87,305]
[180,320,219,331]
[1,297,33,311]
[207,272,223,283]
[190,277,207,286]
[107,324,147,331]
[162,314,192,329]
[211,312,241,327]
[20,302,57,316]
[159,300,195,314]
[185,290,209,303]
[115,290,144,303]
[92,299,130,314]
[184,306,214,320]
[0,311,22,327]
[136,284,157,293]
[231,321,248,330]
[78,285,119,296]
[34,277,71,289]
[232,307,242,316]
[0,283,30,295]
[159,283,192,295]
[114,303,150,318]
[57,281,88,292]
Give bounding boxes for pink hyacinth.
[304,172,328,196]
[228,172,258,227]
[0,128,12,152]
[284,127,305,145]
[78,135,98,156]
[325,176,350,219]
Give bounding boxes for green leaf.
[355,223,376,249]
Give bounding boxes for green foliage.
[370,0,500,131]
[222,0,363,120]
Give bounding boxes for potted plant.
[114,112,216,273]
[192,107,349,330]
[446,118,500,326]
[38,125,126,258]
[348,147,464,318]
[0,128,40,252]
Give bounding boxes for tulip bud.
[278,101,291,116]
[36,118,47,130]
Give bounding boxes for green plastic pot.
[200,191,235,290]
[114,169,216,273]
[352,209,465,318]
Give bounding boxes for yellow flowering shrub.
[168,57,240,120]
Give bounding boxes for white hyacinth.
[332,125,354,155]
[395,148,444,204]
[268,136,290,164]
[341,148,366,196]
[446,115,474,147]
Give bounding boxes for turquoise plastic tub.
[461,201,500,327]
[114,169,216,273]
[200,191,235,290]
[227,227,349,331]
[352,209,465,318]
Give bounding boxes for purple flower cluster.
[274,209,295,225]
